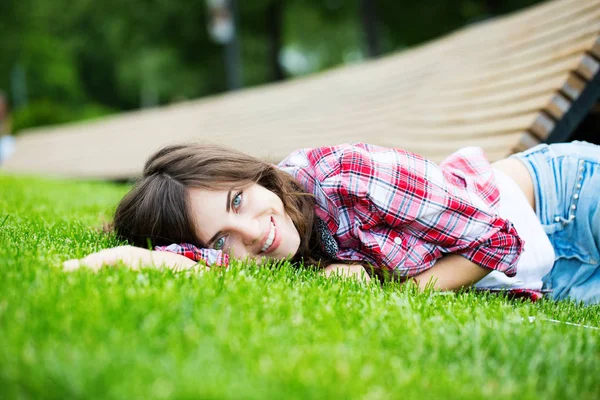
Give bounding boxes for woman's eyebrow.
[207,190,233,246]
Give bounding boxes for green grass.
[1,173,599,400]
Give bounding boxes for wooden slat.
[561,72,587,100]
[304,36,596,108]
[530,113,556,139]
[201,65,575,125]
[576,53,600,80]
[435,7,600,79]
[348,54,577,104]
[545,93,572,119]
[188,78,574,135]
[228,79,563,128]
[513,131,542,154]
[383,92,573,125]
[501,2,600,50]
[591,36,600,58]
[386,55,584,102]
[392,93,560,123]
[433,29,600,86]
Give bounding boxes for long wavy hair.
[113,143,332,267]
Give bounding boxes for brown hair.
[113,143,332,267]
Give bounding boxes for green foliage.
[20,33,85,103]
[282,1,363,76]
[11,100,74,132]
[1,173,599,399]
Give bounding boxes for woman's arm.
[410,254,490,290]
[323,255,490,291]
[63,245,200,272]
[65,247,486,291]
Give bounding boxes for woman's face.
[188,184,301,263]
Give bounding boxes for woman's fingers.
[62,255,106,272]
[63,258,82,271]
[62,246,129,272]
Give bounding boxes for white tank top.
[474,169,555,290]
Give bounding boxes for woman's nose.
[238,218,262,246]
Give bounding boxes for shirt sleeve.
[154,243,229,267]
[327,143,523,277]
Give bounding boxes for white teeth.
[261,222,276,252]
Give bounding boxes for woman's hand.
[324,263,371,282]
[63,245,199,272]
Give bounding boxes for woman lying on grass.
[65,141,600,304]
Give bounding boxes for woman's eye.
[232,191,243,210]
[214,237,226,250]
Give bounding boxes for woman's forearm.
[63,245,200,271]
[322,256,490,290]
[410,254,491,291]
[147,249,199,271]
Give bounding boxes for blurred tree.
[207,0,243,90]
[281,0,362,76]
[360,0,381,57]
[267,0,286,81]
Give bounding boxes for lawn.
[1,174,599,400]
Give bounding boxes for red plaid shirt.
[278,143,523,277]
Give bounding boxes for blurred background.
[0,0,545,135]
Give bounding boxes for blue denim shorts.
[512,141,600,305]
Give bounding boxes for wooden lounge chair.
[3,0,600,179]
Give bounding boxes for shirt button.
[394,237,402,245]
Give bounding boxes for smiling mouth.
[260,217,277,253]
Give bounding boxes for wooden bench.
[3,0,600,179]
